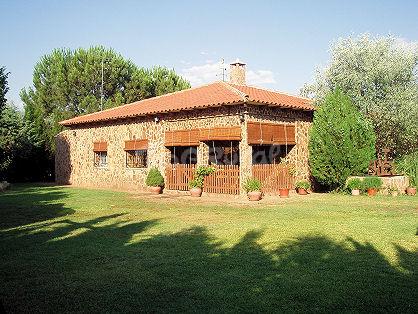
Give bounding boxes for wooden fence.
[204,165,240,195]
[252,164,295,193]
[165,164,240,195]
[165,164,196,191]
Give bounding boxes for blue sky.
[1,0,418,109]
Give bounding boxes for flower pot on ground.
[189,187,202,197]
[244,178,262,201]
[363,176,383,197]
[346,178,363,196]
[188,166,216,197]
[367,188,377,196]
[295,180,311,195]
[149,186,162,194]
[145,167,164,194]
[279,188,290,198]
[406,186,416,196]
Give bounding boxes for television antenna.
[216,58,227,82]
[100,57,104,111]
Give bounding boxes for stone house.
[56,60,314,195]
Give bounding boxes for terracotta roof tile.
[59,82,313,126]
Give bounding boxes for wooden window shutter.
[247,122,295,145]
[165,130,200,146]
[93,141,108,152]
[124,139,148,151]
[198,126,241,141]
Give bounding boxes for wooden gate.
[204,165,240,195]
[252,164,295,193]
[165,164,196,191]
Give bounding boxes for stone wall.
[55,105,312,193]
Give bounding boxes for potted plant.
[406,185,416,196]
[145,167,164,194]
[363,176,383,196]
[278,187,290,198]
[346,178,363,196]
[294,180,311,195]
[189,177,204,197]
[189,165,215,197]
[244,178,262,201]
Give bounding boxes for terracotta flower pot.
[406,187,416,196]
[297,188,308,195]
[351,189,360,196]
[279,188,289,198]
[367,188,377,196]
[247,191,262,201]
[190,187,202,197]
[150,186,162,195]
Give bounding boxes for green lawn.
[0,184,417,313]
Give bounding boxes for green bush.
[243,178,262,192]
[189,177,204,189]
[295,180,311,190]
[189,166,215,189]
[145,167,164,187]
[395,152,418,187]
[309,88,376,190]
[345,178,363,191]
[363,177,383,190]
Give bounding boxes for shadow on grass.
[0,184,74,229]
[1,214,416,313]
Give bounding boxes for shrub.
[363,177,383,190]
[395,152,418,187]
[346,178,363,191]
[243,178,262,192]
[189,177,204,189]
[309,88,376,190]
[295,180,311,190]
[189,166,215,189]
[145,167,164,187]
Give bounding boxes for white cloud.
[182,60,277,87]
[182,60,225,86]
[247,70,276,85]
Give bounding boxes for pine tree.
[309,88,376,190]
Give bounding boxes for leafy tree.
[0,104,23,180]
[0,66,9,113]
[20,46,190,180]
[309,88,376,190]
[302,34,418,156]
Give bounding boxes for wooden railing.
[204,165,240,195]
[252,164,295,193]
[165,164,240,195]
[165,164,196,191]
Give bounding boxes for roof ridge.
[221,81,249,101]
[230,83,312,101]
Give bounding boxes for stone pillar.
[295,121,311,180]
[198,142,209,166]
[239,119,252,195]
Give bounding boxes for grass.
[0,184,417,313]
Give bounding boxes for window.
[169,146,197,164]
[93,141,108,167]
[252,144,295,164]
[126,150,147,168]
[94,151,108,167]
[208,141,240,165]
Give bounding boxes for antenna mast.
[216,58,227,82]
[100,58,104,111]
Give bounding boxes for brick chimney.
[229,58,246,85]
